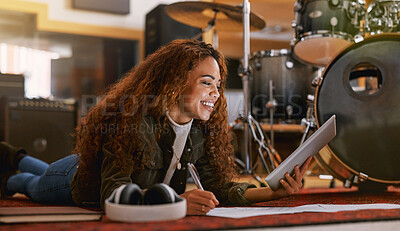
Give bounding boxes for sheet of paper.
[206,204,400,219]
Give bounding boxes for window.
[0,43,59,98]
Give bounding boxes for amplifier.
[0,97,78,163]
[0,74,24,98]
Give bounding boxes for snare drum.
[293,0,366,66]
[250,49,317,122]
[365,0,400,34]
[314,34,400,186]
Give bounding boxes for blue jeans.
[7,154,79,204]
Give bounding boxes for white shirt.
[163,112,193,185]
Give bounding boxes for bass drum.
[314,34,400,186]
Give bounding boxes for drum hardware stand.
[191,10,219,47]
[249,115,279,174]
[229,115,273,186]
[231,112,280,184]
[266,79,277,148]
[286,105,294,123]
[238,0,279,182]
[300,95,317,145]
[344,172,368,188]
[233,155,267,187]
[290,0,302,47]
[300,69,325,144]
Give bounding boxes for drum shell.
[293,0,365,66]
[250,50,317,122]
[296,0,361,40]
[365,0,400,34]
[314,34,400,184]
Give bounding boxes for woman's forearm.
[243,187,277,203]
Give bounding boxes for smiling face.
[168,56,221,124]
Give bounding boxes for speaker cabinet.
[0,74,24,99]
[103,38,139,86]
[145,4,202,56]
[0,97,78,163]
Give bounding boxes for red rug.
[1,187,400,231]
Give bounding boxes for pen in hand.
[188,163,204,190]
[186,163,219,215]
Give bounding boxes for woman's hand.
[180,189,219,215]
[272,156,312,199]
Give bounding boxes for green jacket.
[71,116,256,209]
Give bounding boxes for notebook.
[0,206,103,223]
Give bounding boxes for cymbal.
[165,1,266,32]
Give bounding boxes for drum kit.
[165,0,400,189]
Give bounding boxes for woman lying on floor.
[0,39,311,215]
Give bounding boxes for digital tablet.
[265,115,337,190]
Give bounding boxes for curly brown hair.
[73,39,237,196]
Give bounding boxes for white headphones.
[105,183,186,222]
